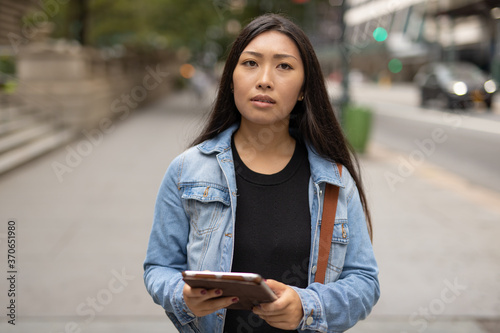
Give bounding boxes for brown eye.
[278,63,292,70]
[242,60,257,67]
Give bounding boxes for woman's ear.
[230,83,234,93]
[298,93,304,101]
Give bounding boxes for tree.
[46,0,329,63]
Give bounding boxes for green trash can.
[342,105,373,154]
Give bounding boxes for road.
[349,82,500,193]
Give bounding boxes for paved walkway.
[0,90,499,332]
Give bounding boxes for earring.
[298,95,304,101]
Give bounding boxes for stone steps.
[0,128,75,174]
[0,103,75,175]
[0,115,38,136]
[0,123,56,154]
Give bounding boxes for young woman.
[144,14,380,333]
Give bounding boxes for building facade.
[343,0,500,81]
[0,0,38,54]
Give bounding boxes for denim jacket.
[144,124,380,333]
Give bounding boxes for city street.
[350,82,500,193]
[0,86,499,332]
[1,0,500,332]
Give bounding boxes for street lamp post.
[339,0,350,120]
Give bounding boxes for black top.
[224,136,311,333]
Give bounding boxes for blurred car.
[414,62,497,110]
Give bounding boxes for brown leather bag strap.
[314,164,342,284]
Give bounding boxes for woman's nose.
[256,67,273,89]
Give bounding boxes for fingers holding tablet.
[183,283,239,317]
[251,279,303,330]
[182,271,277,311]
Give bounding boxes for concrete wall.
[14,38,176,131]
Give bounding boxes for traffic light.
[388,59,403,74]
[373,27,388,42]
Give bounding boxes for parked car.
[414,62,497,110]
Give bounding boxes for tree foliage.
[46,0,330,65]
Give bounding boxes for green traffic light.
[388,59,403,73]
[373,27,388,42]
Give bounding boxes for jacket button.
[319,190,323,196]
[187,312,195,318]
[312,265,317,273]
[306,316,313,325]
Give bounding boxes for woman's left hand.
[252,279,304,330]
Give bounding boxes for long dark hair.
[192,13,372,240]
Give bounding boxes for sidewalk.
[0,90,498,332]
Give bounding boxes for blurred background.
[0,0,499,332]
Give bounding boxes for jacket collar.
[197,124,239,154]
[197,123,343,188]
[306,145,344,188]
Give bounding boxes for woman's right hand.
[183,283,238,317]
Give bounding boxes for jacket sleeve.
[293,181,380,333]
[143,154,197,326]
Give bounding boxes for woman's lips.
[250,95,276,107]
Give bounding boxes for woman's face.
[232,30,304,127]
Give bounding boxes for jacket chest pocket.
[325,221,349,283]
[181,185,231,235]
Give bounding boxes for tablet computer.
[182,271,277,310]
